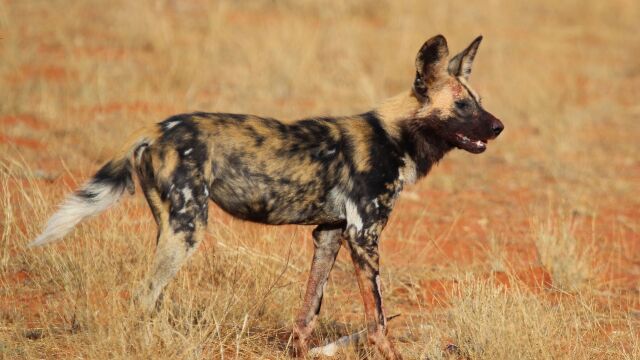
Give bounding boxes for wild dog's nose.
[482,110,504,138]
[492,121,504,137]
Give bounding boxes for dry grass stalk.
[533,212,596,292]
[1,0,639,358]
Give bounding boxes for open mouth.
[455,133,487,154]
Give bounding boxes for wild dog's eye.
[455,100,471,111]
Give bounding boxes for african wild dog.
[31,35,503,359]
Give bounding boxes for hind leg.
[139,225,206,313]
[135,149,209,313]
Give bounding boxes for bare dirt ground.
[1,1,639,359]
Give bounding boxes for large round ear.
[448,35,483,80]
[413,35,449,98]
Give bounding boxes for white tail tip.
[29,181,124,248]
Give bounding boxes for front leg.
[292,224,343,356]
[345,222,402,360]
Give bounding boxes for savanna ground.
[1,1,639,359]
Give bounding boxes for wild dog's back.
[148,113,349,225]
[147,111,406,226]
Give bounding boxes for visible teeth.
[457,134,485,147]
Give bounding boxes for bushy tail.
[29,125,159,247]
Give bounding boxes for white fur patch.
[164,120,180,130]
[345,199,363,232]
[181,187,193,203]
[183,148,193,156]
[399,155,418,185]
[134,145,148,164]
[29,181,124,247]
[326,187,347,217]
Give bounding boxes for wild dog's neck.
[376,91,453,179]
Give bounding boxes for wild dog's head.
[411,35,503,154]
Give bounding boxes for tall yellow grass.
[1,0,638,358]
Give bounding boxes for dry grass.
[1,0,639,359]
[533,211,596,292]
[431,276,617,360]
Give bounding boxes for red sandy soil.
[2,4,638,356]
